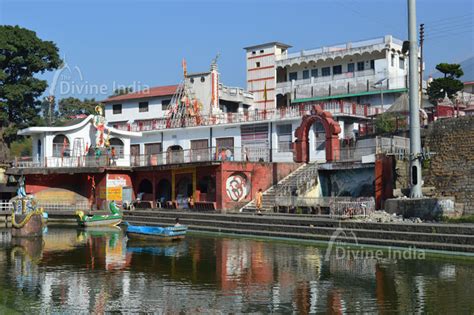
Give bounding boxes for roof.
[18,115,142,137]
[243,42,292,50]
[102,84,178,103]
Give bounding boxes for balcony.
[127,101,383,133]
[275,35,403,66]
[277,74,407,101]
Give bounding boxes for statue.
[92,105,108,148]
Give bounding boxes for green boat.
[76,201,122,227]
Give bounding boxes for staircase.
[240,163,319,213]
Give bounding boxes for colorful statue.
[93,105,107,148]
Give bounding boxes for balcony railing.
[12,147,273,169]
[277,74,408,100]
[123,101,382,133]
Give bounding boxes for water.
[0,225,473,314]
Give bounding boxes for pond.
[0,225,473,313]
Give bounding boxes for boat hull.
[78,218,122,227]
[126,231,185,242]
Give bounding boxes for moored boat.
[125,222,187,241]
[76,201,122,227]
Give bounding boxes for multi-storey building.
[9,35,408,211]
[245,35,408,111]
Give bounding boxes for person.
[111,146,117,166]
[256,188,263,215]
[174,217,181,226]
[187,195,195,209]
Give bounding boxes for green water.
[0,225,473,313]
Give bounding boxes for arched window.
[52,135,70,157]
[166,145,184,164]
[109,138,124,158]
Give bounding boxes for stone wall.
[423,116,474,215]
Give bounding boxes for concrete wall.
[104,96,171,123]
[423,116,474,215]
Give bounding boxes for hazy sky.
[1,0,473,100]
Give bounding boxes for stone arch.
[156,178,171,202]
[294,105,341,163]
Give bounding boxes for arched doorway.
[167,145,184,164]
[198,175,216,201]
[156,179,171,202]
[109,138,124,158]
[137,179,153,199]
[176,177,193,198]
[52,134,70,157]
[294,105,341,163]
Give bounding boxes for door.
[131,144,140,166]
[191,139,209,162]
[145,143,162,165]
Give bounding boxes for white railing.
[0,200,88,213]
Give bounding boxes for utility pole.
[419,23,424,104]
[408,0,423,198]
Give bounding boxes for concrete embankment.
[124,210,474,253]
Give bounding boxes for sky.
[1,0,473,101]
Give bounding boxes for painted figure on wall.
[226,173,250,202]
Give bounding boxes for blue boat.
[124,222,187,241]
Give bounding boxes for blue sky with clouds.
[1,0,473,100]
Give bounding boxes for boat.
[124,222,187,241]
[75,201,122,227]
[10,177,44,238]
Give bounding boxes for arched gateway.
[294,105,341,163]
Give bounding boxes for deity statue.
[92,105,109,148]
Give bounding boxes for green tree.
[111,87,133,97]
[427,63,464,102]
[58,97,99,118]
[375,113,397,134]
[0,25,62,146]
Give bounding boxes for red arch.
[294,105,341,163]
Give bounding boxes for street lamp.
[372,78,387,112]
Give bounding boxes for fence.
[0,200,88,213]
[274,196,375,218]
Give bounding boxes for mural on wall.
[92,105,109,148]
[226,172,250,202]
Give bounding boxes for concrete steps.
[240,163,318,213]
[124,210,474,253]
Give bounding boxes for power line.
[422,13,473,25]
[424,29,473,41]
[425,23,474,36]
[424,18,473,31]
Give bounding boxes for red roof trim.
[103,84,178,103]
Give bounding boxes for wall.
[218,162,301,211]
[104,96,171,123]
[423,116,474,215]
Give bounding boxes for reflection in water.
[0,226,473,313]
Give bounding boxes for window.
[145,143,162,155]
[357,61,365,71]
[348,63,355,72]
[112,104,122,115]
[252,51,256,55]
[370,59,375,69]
[399,58,404,69]
[190,78,194,83]
[289,72,298,81]
[302,70,310,79]
[162,99,171,111]
[311,69,318,78]
[391,54,395,67]
[191,139,209,161]
[277,124,292,152]
[139,101,149,112]
[256,62,261,68]
[322,67,330,76]
[200,76,205,82]
[52,135,70,157]
[333,65,342,75]
[260,49,264,53]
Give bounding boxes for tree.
[0,25,62,146]
[427,63,464,102]
[58,97,99,119]
[111,87,133,97]
[375,113,397,134]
